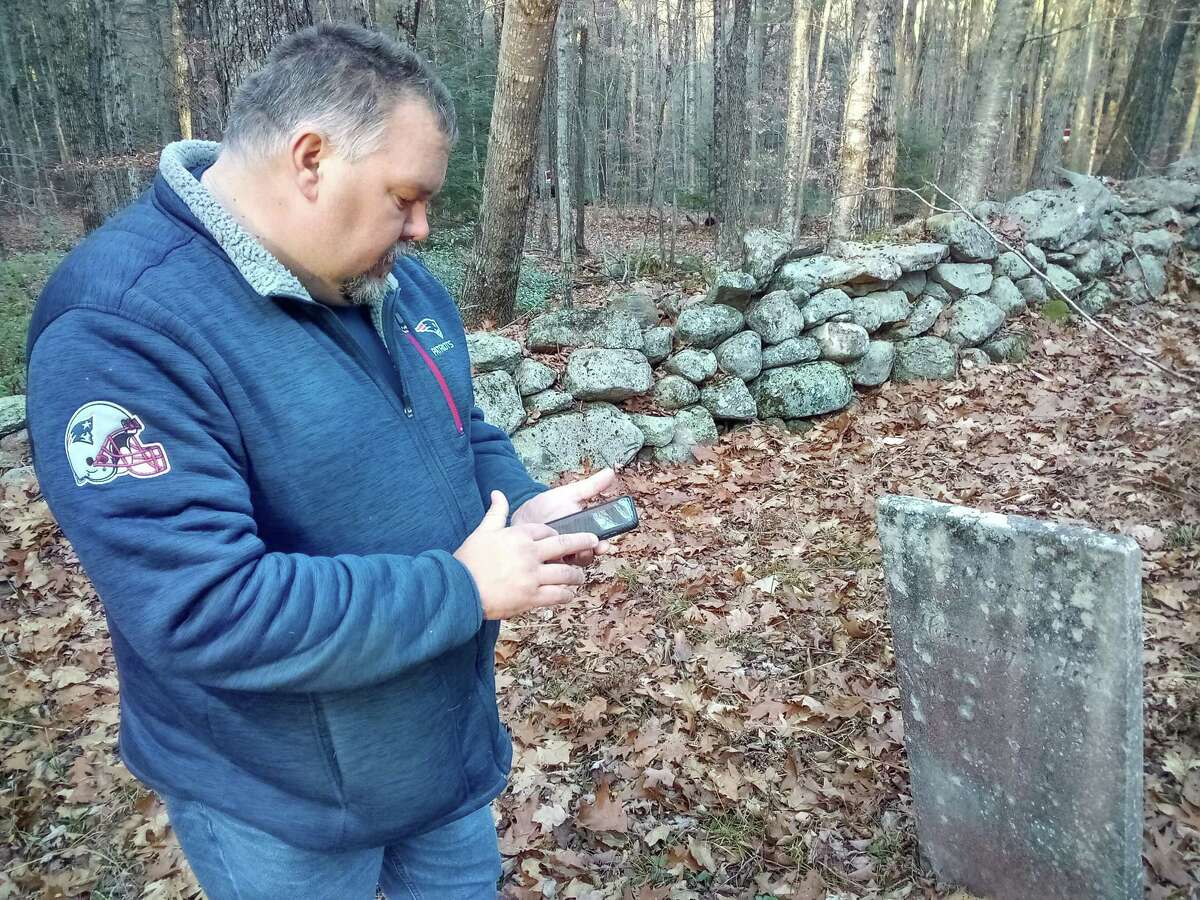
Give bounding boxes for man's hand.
[510,468,618,566]
[456,491,599,620]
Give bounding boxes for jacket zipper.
[293,298,415,422]
[385,300,473,536]
[283,290,472,536]
[402,331,463,434]
[386,299,465,436]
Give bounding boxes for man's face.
[312,97,449,305]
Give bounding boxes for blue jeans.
[162,794,501,899]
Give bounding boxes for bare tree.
[781,0,811,238]
[1100,0,1199,178]
[1068,0,1108,171]
[314,0,375,25]
[460,0,561,326]
[555,1,577,304]
[1163,22,1200,160]
[186,0,315,125]
[394,0,421,45]
[573,17,588,253]
[712,0,725,218]
[170,0,193,140]
[797,0,833,216]
[716,0,750,261]
[1030,0,1088,186]
[954,0,1030,203]
[831,0,899,238]
[1180,37,1200,155]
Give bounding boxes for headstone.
[876,495,1142,900]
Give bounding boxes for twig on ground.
[921,182,1195,388]
[922,180,1199,388]
[820,179,1199,386]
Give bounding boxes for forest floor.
[0,229,1198,899]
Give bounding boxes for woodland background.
[0,0,1199,352]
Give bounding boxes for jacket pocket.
[309,696,346,803]
[317,663,471,829]
[446,640,505,789]
[203,689,344,805]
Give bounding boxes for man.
[26,24,615,899]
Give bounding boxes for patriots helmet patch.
[64,401,171,486]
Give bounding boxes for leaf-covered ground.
[1,267,1198,898]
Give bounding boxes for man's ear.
[289,130,325,202]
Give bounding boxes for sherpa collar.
[158,140,399,337]
[159,140,312,301]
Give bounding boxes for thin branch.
[922,181,1198,388]
[1022,13,1200,47]
[820,180,1196,386]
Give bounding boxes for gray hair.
[223,24,458,161]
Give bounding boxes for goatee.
[340,242,413,306]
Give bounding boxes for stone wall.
[473,160,1200,483]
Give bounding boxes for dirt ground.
[1,243,1197,898]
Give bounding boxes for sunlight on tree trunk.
[954,0,1030,203]
[831,0,898,239]
[460,0,561,326]
[781,0,811,239]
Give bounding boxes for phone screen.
[548,496,639,539]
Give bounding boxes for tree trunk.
[544,34,558,246]
[170,0,193,140]
[745,9,763,210]
[316,0,375,24]
[461,0,561,326]
[831,0,898,239]
[1181,48,1200,155]
[555,2,576,304]
[394,0,421,45]
[797,0,833,216]
[717,0,750,261]
[711,0,724,219]
[1100,0,1199,178]
[1090,0,1132,171]
[492,0,504,43]
[1164,24,1200,160]
[953,0,1029,203]
[781,0,811,238]
[0,1,33,203]
[1030,0,1087,187]
[1070,0,1104,171]
[14,17,47,181]
[598,28,609,202]
[627,9,639,204]
[191,0,314,126]
[574,18,588,252]
[26,19,71,166]
[686,0,696,193]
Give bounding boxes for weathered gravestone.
[876,495,1142,900]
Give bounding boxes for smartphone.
[546,495,640,540]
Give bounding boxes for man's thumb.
[482,490,509,529]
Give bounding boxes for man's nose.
[402,203,430,243]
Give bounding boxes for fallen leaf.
[537,740,571,766]
[532,803,568,830]
[50,666,88,689]
[687,835,716,872]
[576,783,629,833]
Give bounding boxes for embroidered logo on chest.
[414,318,444,340]
[414,317,455,356]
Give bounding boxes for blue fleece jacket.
[25,140,547,851]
